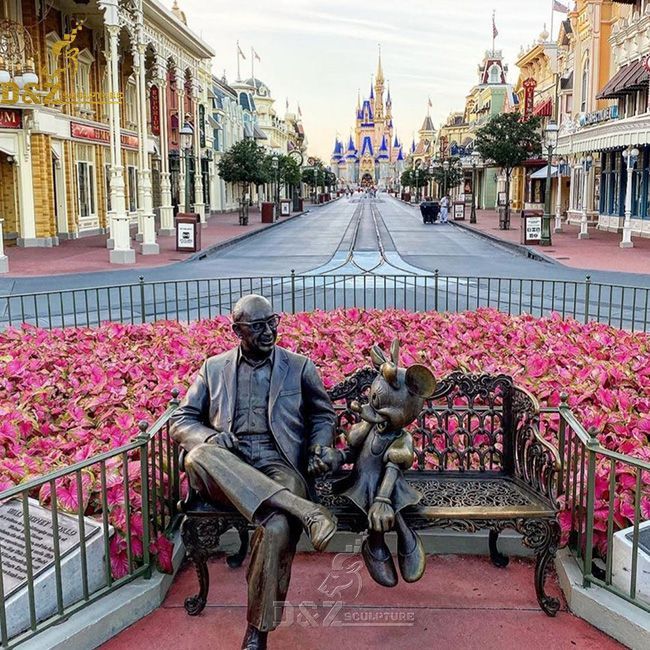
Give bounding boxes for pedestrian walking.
[440,195,450,223]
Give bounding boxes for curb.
[185,198,340,263]
[449,220,555,264]
[555,548,649,649]
[17,533,185,650]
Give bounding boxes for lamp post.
[541,121,558,246]
[271,154,279,219]
[442,160,450,198]
[470,150,481,224]
[579,154,593,239]
[179,120,194,213]
[554,157,565,233]
[621,146,640,248]
[414,168,420,202]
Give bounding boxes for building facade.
[0,0,213,264]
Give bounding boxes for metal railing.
[1,272,649,332]
[542,397,650,614]
[0,394,182,649]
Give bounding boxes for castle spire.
[376,43,384,84]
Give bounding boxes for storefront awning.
[529,165,570,180]
[533,98,553,117]
[597,59,649,99]
[253,125,268,140]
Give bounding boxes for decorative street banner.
[0,109,21,129]
[150,85,161,136]
[70,122,139,150]
[199,104,206,149]
[523,78,537,118]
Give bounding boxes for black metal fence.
[1,272,649,332]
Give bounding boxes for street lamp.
[554,157,566,233]
[179,119,194,213]
[271,154,279,219]
[414,168,420,202]
[470,150,481,224]
[621,146,640,248]
[442,160,450,197]
[541,121,559,247]
[579,154,593,239]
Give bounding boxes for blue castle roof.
[393,134,399,147]
[397,147,404,161]
[331,138,343,159]
[360,135,374,157]
[376,134,389,160]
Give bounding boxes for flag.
[252,48,261,62]
[553,0,569,12]
[427,97,432,108]
[492,11,498,39]
[286,97,289,112]
[297,103,302,117]
[237,42,246,60]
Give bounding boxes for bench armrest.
[513,387,561,506]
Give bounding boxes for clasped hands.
[205,432,342,477]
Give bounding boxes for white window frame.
[75,48,95,117]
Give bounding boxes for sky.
[171,0,570,160]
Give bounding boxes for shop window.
[127,165,138,213]
[77,162,96,218]
[125,76,138,130]
[580,58,589,113]
[74,49,95,116]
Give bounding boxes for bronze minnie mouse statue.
[334,339,436,587]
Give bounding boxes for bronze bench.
[178,369,562,617]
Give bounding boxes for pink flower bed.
[1,308,649,571]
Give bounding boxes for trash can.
[402,192,411,203]
[419,201,440,224]
[261,202,275,223]
[499,207,511,230]
[175,212,201,252]
[520,210,543,244]
[280,199,292,216]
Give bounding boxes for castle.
[330,51,404,188]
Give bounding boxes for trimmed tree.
[474,113,542,219]
[217,139,268,223]
[430,158,464,197]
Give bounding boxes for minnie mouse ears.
[405,364,437,399]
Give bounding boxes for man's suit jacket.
[170,346,336,479]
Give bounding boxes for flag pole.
[492,10,496,54]
[550,1,555,42]
[251,46,254,83]
[236,40,241,81]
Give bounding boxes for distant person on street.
[440,195,450,223]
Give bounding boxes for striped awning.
[597,59,649,99]
[533,98,553,117]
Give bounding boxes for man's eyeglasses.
[236,314,281,333]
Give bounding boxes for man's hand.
[308,445,343,477]
[368,499,395,532]
[208,431,239,450]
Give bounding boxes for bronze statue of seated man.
[171,294,342,650]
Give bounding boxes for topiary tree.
[474,113,542,219]
[217,139,269,223]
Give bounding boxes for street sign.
[521,210,543,245]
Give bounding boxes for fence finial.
[136,420,149,440]
[170,387,180,406]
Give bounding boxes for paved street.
[2,194,649,295]
[1,195,648,330]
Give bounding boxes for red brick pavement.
[1,208,305,278]
[460,210,650,275]
[101,553,622,650]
